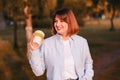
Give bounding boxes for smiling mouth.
[57,27,62,31]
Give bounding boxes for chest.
[44,40,84,68]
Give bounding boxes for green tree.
[37,0,46,18]
[64,0,87,26]
[1,0,57,48]
[91,0,120,31]
[56,0,64,9]
[92,0,99,7]
[2,0,24,48]
[107,0,120,31]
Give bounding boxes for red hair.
[51,8,79,36]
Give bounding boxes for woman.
[27,8,94,80]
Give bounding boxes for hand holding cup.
[30,30,45,50]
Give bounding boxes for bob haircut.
[51,8,80,36]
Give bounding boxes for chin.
[57,33,62,35]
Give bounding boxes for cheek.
[64,24,68,30]
[53,23,56,29]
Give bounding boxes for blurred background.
[0,0,120,80]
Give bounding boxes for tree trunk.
[56,0,64,9]
[109,4,115,31]
[24,6,33,59]
[13,20,18,48]
[37,0,46,18]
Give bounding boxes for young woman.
[26,8,94,80]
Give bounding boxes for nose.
[56,21,61,27]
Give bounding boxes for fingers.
[29,35,35,50]
[29,34,40,51]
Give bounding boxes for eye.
[60,20,64,22]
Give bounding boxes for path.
[94,49,120,80]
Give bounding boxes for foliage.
[91,0,120,31]
[32,18,52,28]
[107,0,120,12]
[63,0,87,26]
[2,0,24,20]
[106,0,120,31]
[1,0,56,21]
[92,0,99,7]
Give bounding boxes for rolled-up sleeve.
[29,45,45,76]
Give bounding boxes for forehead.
[54,15,61,19]
[54,14,67,20]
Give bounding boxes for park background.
[0,0,120,80]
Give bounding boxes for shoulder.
[42,35,56,44]
[45,35,56,41]
[71,35,89,47]
[71,35,87,42]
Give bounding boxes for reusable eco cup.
[32,30,45,48]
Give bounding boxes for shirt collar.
[56,33,75,41]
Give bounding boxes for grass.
[0,19,120,80]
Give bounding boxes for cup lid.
[34,30,45,38]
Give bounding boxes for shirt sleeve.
[82,39,94,80]
[29,44,45,76]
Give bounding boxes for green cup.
[32,30,45,48]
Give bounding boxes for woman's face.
[54,15,68,37]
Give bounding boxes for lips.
[57,28,61,31]
[56,26,62,31]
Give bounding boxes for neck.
[61,35,69,41]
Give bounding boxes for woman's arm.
[24,7,46,76]
[29,47,46,76]
[83,40,94,80]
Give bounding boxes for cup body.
[32,30,45,48]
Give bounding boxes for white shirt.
[63,40,78,79]
[29,34,94,80]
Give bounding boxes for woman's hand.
[29,34,43,51]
